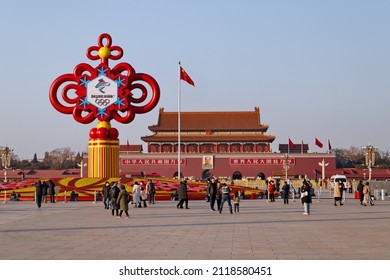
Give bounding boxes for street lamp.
[362,144,377,181]
[77,153,87,178]
[1,145,14,182]
[283,153,290,181]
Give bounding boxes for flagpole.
[287,137,290,155]
[178,62,181,179]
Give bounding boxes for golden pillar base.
[88,139,119,178]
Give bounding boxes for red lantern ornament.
[96,127,109,139]
[89,128,97,139]
[108,127,119,139]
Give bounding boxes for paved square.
[1,194,389,260]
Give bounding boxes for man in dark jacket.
[35,180,43,208]
[209,178,218,211]
[282,181,290,204]
[109,182,120,216]
[42,181,49,203]
[48,180,56,203]
[102,181,111,209]
[356,180,364,205]
[176,181,189,209]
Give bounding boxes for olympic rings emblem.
[95,98,111,107]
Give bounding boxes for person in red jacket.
[268,180,276,202]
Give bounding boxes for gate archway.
[202,170,211,180]
[232,171,242,180]
[257,172,266,180]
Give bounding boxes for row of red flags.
[289,138,332,150]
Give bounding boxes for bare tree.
[42,147,76,169]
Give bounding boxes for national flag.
[180,66,195,86]
[328,139,332,151]
[126,139,130,150]
[315,138,323,148]
[288,138,296,149]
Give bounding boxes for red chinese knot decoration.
[49,33,160,129]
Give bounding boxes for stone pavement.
[0,193,389,260]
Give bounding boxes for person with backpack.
[219,183,233,214]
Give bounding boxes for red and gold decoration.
[49,33,160,177]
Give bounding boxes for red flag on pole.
[328,139,332,151]
[315,138,323,148]
[288,138,296,149]
[180,66,195,86]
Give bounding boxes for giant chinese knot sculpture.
[49,33,160,177]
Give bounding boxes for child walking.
[233,191,240,214]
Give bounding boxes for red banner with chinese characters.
[229,158,295,165]
[122,159,187,165]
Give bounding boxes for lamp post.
[318,159,329,200]
[1,145,14,182]
[77,153,87,178]
[318,159,329,191]
[362,144,377,181]
[283,153,290,181]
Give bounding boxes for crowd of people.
[33,179,56,208]
[29,177,379,218]
[100,179,156,218]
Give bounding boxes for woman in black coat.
[176,181,189,209]
[300,181,312,215]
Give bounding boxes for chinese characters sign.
[229,158,295,165]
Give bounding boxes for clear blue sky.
[1,0,389,159]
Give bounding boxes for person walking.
[333,182,343,206]
[109,182,120,216]
[363,182,374,206]
[132,181,141,208]
[282,181,290,205]
[116,182,130,219]
[176,180,189,209]
[146,179,156,204]
[34,180,43,208]
[48,179,56,203]
[209,178,218,211]
[215,181,222,211]
[205,178,211,202]
[300,180,312,215]
[357,180,364,205]
[219,183,233,214]
[232,191,240,214]
[102,181,111,209]
[140,187,147,208]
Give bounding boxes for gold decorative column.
[88,121,119,178]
